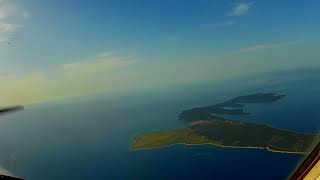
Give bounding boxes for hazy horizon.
[1,0,320,107]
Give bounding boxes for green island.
[131,93,319,154]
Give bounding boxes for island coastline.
[130,93,318,154]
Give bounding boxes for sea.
[0,69,319,180]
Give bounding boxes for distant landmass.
[131,93,319,154]
[0,106,24,116]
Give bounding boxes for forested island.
[131,93,318,154]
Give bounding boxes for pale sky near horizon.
[0,0,320,107]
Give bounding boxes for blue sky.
[0,0,319,106]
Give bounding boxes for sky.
[0,0,320,106]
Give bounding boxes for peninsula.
[131,93,318,154]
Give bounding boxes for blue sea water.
[0,70,318,180]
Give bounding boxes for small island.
[131,93,319,154]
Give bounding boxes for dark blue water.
[0,70,318,180]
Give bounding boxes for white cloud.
[227,2,254,16]
[237,41,298,53]
[0,52,141,107]
[62,53,140,75]
[0,2,15,19]
[22,11,30,19]
[0,0,29,19]
[0,23,22,33]
[0,35,8,42]
[96,51,116,58]
[0,1,27,43]
[213,21,236,28]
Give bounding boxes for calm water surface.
[0,72,318,180]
